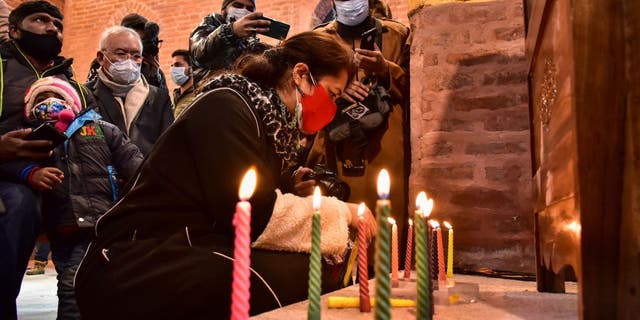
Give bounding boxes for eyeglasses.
[231,1,255,12]
[104,49,143,62]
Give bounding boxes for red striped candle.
[403,219,413,280]
[230,169,256,320]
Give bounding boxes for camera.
[302,164,351,201]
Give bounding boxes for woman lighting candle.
[231,168,256,320]
[374,169,392,320]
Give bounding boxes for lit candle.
[357,203,371,312]
[230,169,256,320]
[374,169,392,320]
[443,221,454,281]
[436,222,446,283]
[389,217,399,288]
[308,187,322,320]
[403,219,413,280]
[429,220,440,282]
[415,192,433,320]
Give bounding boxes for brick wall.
[3,0,409,90]
[409,0,534,273]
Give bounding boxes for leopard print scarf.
[201,74,301,170]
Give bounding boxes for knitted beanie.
[222,0,256,10]
[24,76,81,120]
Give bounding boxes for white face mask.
[105,55,141,85]
[335,0,370,26]
[226,7,252,23]
[170,66,190,86]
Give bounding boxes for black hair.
[171,49,191,65]
[121,13,147,31]
[9,1,63,27]
[236,31,355,89]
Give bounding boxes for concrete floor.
[16,264,579,319]
[16,264,57,320]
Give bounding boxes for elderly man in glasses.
[190,0,272,89]
[88,25,173,155]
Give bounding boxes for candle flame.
[416,191,427,214]
[408,218,413,226]
[566,221,581,235]
[377,169,390,199]
[429,220,440,228]
[443,221,452,229]
[357,202,365,218]
[425,198,434,217]
[238,168,257,200]
[387,217,396,225]
[313,186,321,212]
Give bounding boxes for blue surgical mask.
[170,66,190,86]
[335,0,370,26]
[105,55,141,85]
[226,7,252,23]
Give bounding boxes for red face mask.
[295,73,338,133]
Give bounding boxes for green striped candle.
[308,187,322,320]
[415,192,433,320]
[374,169,391,320]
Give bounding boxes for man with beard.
[0,1,92,319]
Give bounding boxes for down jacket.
[0,109,143,230]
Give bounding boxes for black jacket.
[0,110,143,230]
[75,88,342,319]
[0,41,95,134]
[88,78,174,155]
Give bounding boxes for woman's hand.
[291,166,315,197]
[346,202,377,241]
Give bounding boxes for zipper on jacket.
[107,165,118,202]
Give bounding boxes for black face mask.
[15,29,62,61]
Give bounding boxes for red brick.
[425,163,475,180]
[484,164,523,182]
[449,187,518,211]
[483,106,530,131]
[464,142,528,155]
[494,26,525,41]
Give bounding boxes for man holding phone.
[190,0,271,89]
[308,0,412,253]
[0,2,93,319]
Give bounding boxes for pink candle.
[389,217,399,287]
[436,225,446,282]
[356,203,371,312]
[230,169,256,320]
[403,219,413,279]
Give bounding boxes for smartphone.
[259,16,290,40]
[25,122,67,150]
[360,27,377,51]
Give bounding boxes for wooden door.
[526,0,639,318]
